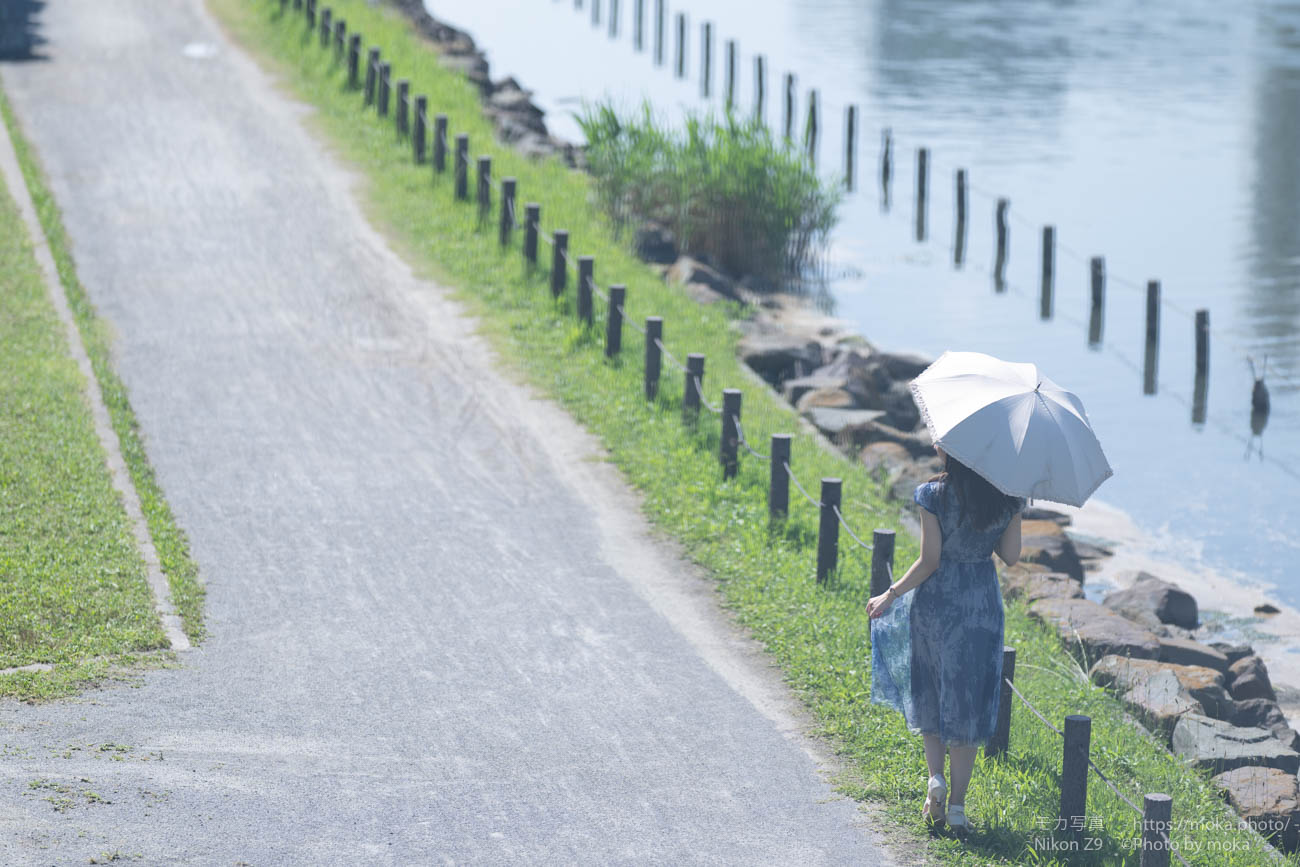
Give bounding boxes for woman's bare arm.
[996,513,1022,566]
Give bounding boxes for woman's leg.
[947,745,978,805]
[923,734,946,782]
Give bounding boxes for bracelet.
[885,586,899,601]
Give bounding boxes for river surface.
[428,0,1300,613]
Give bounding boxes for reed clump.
[577,101,841,290]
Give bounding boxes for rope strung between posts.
[733,418,769,460]
[693,376,722,414]
[621,306,646,335]
[654,338,688,373]
[1005,677,1064,737]
[784,461,821,508]
[831,504,874,551]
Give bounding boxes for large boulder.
[1090,656,1232,727]
[795,387,857,412]
[1157,637,1230,673]
[782,373,847,406]
[889,455,945,503]
[1212,766,1300,851]
[667,256,738,300]
[859,441,914,484]
[1023,506,1071,526]
[1020,520,1084,581]
[635,221,678,264]
[1172,714,1300,774]
[1231,698,1300,751]
[803,408,887,440]
[1208,642,1256,666]
[1228,655,1277,702]
[814,349,931,411]
[843,419,934,459]
[880,381,921,432]
[1089,660,1200,738]
[1001,568,1084,604]
[1027,598,1160,663]
[738,334,823,385]
[870,351,933,381]
[1102,572,1198,630]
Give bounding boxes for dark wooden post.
[634,0,644,51]
[454,134,469,199]
[396,79,410,136]
[550,230,569,296]
[674,12,686,78]
[783,73,796,142]
[524,203,540,266]
[725,40,737,111]
[805,90,819,167]
[433,114,448,173]
[644,317,663,400]
[334,19,346,60]
[654,0,665,65]
[476,155,491,221]
[844,105,857,191]
[986,646,1016,759]
[590,0,599,27]
[577,255,594,325]
[1089,257,1105,346]
[1143,290,1160,394]
[499,178,516,247]
[915,147,928,242]
[754,55,766,123]
[994,198,1009,292]
[1141,794,1173,867]
[816,478,841,583]
[306,0,315,27]
[683,354,705,418]
[347,35,361,88]
[769,434,791,518]
[700,22,712,97]
[363,48,379,106]
[869,529,894,597]
[320,7,332,47]
[1041,225,1055,319]
[1059,715,1092,836]
[880,128,892,209]
[605,284,625,357]
[377,62,391,117]
[721,390,741,479]
[293,0,301,12]
[413,95,427,163]
[608,0,618,37]
[1193,309,1209,424]
[954,168,968,266]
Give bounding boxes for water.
[427,0,1300,607]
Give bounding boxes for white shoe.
[947,804,968,833]
[922,775,946,825]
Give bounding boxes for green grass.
[0,88,205,649]
[210,1,1292,862]
[0,155,176,700]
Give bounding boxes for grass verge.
[210,1,1291,862]
[0,88,206,651]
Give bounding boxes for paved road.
[0,1,898,863]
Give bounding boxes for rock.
[870,351,933,381]
[634,222,678,264]
[1090,656,1232,725]
[1023,506,1072,526]
[1212,766,1300,850]
[1090,662,1200,739]
[1102,572,1198,630]
[1256,603,1282,616]
[1172,714,1300,774]
[1070,538,1113,561]
[1155,623,1197,641]
[843,419,934,459]
[1002,568,1084,604]
[881,380,921,432]
[1021,520,1084,582]
[1208,642,1256,666]
[814,348,931,411]
[737,334,823,385]
[803,407,887,439]
[681,282,731,305]
[1231,698,1300,750]
[1027,598,1160,663]
[795,387,857,412]
[859,441,913,483]
[889,456,945,504]
[667,256,737,299]
[438,52,490,89]
[782,374,847,406]
[1229,655,1277,702]
[1158,637,1230,673]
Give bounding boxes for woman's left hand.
[866,592,893,619]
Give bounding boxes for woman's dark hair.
[929,452,1022,531]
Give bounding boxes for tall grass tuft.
[577,101,841,289]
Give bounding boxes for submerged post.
[994,198,1009,292]
[816,478,841,583]
[725,40,737,110]
[1193,309,1209,424]
[754,55,766,123]
[634,0,644,51]
[674,12,686,78]
[644,316,663,400]
[844,105,857,191]
[1041,225,1055,319]
[783,73,795,142]
[700,22,712,98]
[769,434,791,519]
[1089,256,1105,346]
[805,89,819,168]
[915,147,928,242]
[654,0,665,65]
[1144,280,1160,395]
[880,128,892,209]
[954,168,968,266]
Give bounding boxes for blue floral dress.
[870,479,1025,746]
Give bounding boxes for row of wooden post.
[297,4,1180,858]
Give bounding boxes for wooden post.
[433,114,448,173]
[721,390,741,479]
[915,147,928,242]
[577,256,594,325]
[1041,225,1055,319]
[396,79,410,137]
[499,178,516,247]
[683,354,704,418]
[644,317,663,400]
[413,96,427,163]
[1193,309,1209,424]
[306,0,315,27]
[476,155,491,221]
[320,7,331,48]
[1144,280,1160,395]
[608,0,618,36]
[1141,794,1173,867]
[524,203,540,266]
[590,0,599,27]
[334,19,346,60]
[654,0,665,65]
[550,230,569,296]
[805,89,819,167]
[769,434,791,519]
[954,169,968,266]
[674,12,686,78]
[880,128,892,209]
[700,22,712,98]
[780,73,790,142]
[1089,257,1105,346]
[363,48,379,106]
[1059,715,1091,836]
[869,529,894,597]
[994,198,1009,292]
[377,62,391,117]
[844,105,857,191]
[754,55,766,123]
[605,284,625,357]
[725,40,737,110]
[634,0,644,51]
[986,646,1016,759]
[347,35,361,88]
[454,134,469,200]
[816,478,841,583]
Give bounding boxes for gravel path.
[0,1,897,863]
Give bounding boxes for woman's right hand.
[866,592,893,619]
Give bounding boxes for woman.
[866,446,1024,832]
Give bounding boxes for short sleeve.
[913,481,941,516]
